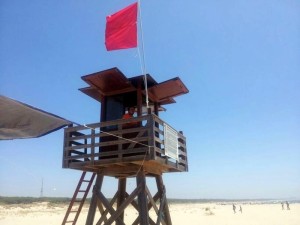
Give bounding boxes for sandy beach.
[0,201,299,225]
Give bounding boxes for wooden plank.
[86,174,104,225]
[95,191,125,225]
[116,178,126,225]
[97,183,142,225]
[70,131,85,137]
[126,192,139,210]
[99,165,141,175]
[96,192,118,225]
[132,185,162,225]
[145,187,162,222]
[156,187,167,225]
[136,170,150,225]
[81,67,136,97]
[66,135,150,151]
[63,113,189,174]
[91,129,95,165]
[68,159,186,175]
[156,176,172,225]
[63,126,71,168]
[96,200,107,224]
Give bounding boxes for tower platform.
[63,114,188,177]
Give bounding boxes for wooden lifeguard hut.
[62,67,189,225]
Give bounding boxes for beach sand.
[0,202,299,225]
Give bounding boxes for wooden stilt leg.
[83,173,172,225]
[116,178,126,225]
[136,170,149,225]
[86,174,104,225]
[156,175,172,225]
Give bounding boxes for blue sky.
[0,0,299,199]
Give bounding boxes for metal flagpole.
[137,0,149,109]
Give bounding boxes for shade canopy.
[79,67,189,105]
[0,95,72,140]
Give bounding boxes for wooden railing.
[63,114,188,173]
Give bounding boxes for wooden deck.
[63,114,188,177]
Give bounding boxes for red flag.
[105,2,138,51]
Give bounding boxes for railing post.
[62,124,73,168]
[148,114,155,160]
[91,128,95,165]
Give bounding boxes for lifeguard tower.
[62,67,189,225]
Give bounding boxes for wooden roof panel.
[159,98,176,105]
[81,67,136,96]
[147,77,189,102]
[80,68,188,105]
[128,74,158,89]
[79,87,102,102]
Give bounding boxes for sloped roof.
[79,67,189,105]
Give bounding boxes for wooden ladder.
[62,172,96,225]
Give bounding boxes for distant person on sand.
[286,201,290,210]
[233,204,236,213]
[281,202,284,210]
[239,205,242,213]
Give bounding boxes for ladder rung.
[82,179,90,182]
[65,221,74,223]
[78,190,86,192]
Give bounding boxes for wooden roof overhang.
[79,67,136,103]
[79,67,189,105]
[146,77,189,105]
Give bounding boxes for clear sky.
[0,0,299,200]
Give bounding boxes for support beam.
[95,191,126,225]
[116,178,127,225]
[96,192,119,225]
[82,173,172,225]
[136,170,150,225]
[156,175,172,225]
[86,174,104,225]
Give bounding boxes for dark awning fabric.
[0,95,72,140]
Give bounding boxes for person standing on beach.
[239,205,242,213]
[286,201,290,210]
[281,202,285,210]
[233,204,236,213]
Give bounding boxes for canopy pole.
[137,0,149,109]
